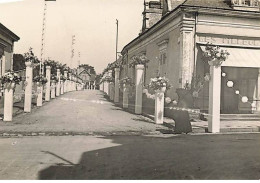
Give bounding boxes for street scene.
[0,0,260,180]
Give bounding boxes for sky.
[0,0,144,73]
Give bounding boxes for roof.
[0,23,20,41]
[183,0,232,9]
[78,69,91,76]
[121,0,260,54]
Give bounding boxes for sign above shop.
[197,35,260,47]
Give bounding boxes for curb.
[142,112,260,134]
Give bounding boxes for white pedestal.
[24,62,33,113]
[61,81,64,95]
[123,84,129,108]
[45,66,51,101]
[257,69,260,112]
[155,91,164,124]
[51,82,56,99]
[36,85,43,107]
[114,68,120,103]
[135,64,144,114]
[208,64,221,133]
[56,69,60,96]
[4,87,14,121]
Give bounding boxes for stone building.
[120,0,260,114]
[0,23,20,76]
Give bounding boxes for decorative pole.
[3,83,15,121]
[24,62,33,113]
[135,64,144,114]
[154,89,165,124]
[36,82,43,107]
[64,70,68,93]
[114,67,120,103]
[123,83,129,108]
[56,68,60,96]
[45,65,51,101]
[208,62,221,133]
[51,80,56,99]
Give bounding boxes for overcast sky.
[0,0,144,73]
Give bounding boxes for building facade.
[120,0,260,114]
[0,23,20,76]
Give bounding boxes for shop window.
[232,0,259,7]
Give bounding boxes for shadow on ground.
[38,134,260,180]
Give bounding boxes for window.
[232,0,259,7]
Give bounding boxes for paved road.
[0,90,168,134]
[0,134,259,180]
[0,90,260,180]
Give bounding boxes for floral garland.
[202,43,229,67]
[1,71,22,85]
[129,55,149,68]
[148,76,172,92]
[33,74,48,85]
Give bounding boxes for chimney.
[141,0,162,33]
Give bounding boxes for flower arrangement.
[202,43,229,67]
[120,76,133,86]
[103,76,114,83]
[60,75,67,81]
[129,55,149,68]
[50,74,58,83]
[24,48,39,64]
[33,74,48,85]
[1,71,22,90]
[148,76,171,92]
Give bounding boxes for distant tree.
[13,54,26,71]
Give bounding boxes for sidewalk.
[142,112,260,133]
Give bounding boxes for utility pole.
[40,0,56,75]
[40,1,47,75]
[116,19,119,61]
[71,35,76,69]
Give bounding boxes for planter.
[155,86,166,93]
[4,82,16,90]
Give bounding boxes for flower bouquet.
[148,76,171,92]
[50,74,58,83]
[1,71,22,90]
[24,48,39,64]
[129,55,149,68]
[33,74,48,85]
[202,44,229,67]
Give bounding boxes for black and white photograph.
[0,0,260,180]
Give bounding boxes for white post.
[110,83,114,101]
[3,84,14,121]
[24,62,33,113]
[114,68,120,103]
[155,91,165,124]
[123,84,129,108]
[51,81,56,99]
[69,73,72,92]
[208,63,221,133]
[61,80,64,94]
[36,84,43,107]
[135,64,144,114]
[56,69,60,96]
[257,69,260,112]
[45,66,51,101]
[64,71,68,93]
